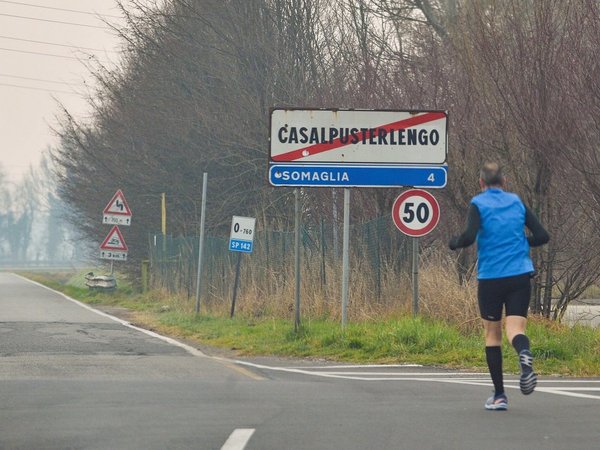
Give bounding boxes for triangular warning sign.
[100,226,128,251]
[103,189,132,216]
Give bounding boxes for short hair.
[480,162,504,186]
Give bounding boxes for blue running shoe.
[519,350,537,395]
[484,393,508,411]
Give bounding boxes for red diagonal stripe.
[272,111,446,162]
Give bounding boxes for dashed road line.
[221,428,255,450]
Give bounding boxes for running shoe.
[519,350,537,395]
[484,393,508,411]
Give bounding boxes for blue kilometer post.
[269,164,447,188]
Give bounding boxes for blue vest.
[471,188,534,279]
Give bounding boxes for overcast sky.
[0,0,127,184]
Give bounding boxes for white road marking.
[232,360,600,400]
[16,274,207,358]
[221,428,255,450]
[311,371,490,376]
[535,388,600,400]
[285,364,423,369]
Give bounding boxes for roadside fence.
[147,216,415,318]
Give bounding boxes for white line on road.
[15,274,207,358]
[536,388,600,400]
[285,364,423,369]
[312,371,490,376]
[232,360,600,400]
[221,428,255,450]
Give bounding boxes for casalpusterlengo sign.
[268,108,448,188]
[270,108,448,165]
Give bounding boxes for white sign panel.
[103,189,132,226]
[229,216,256,253]
[270,109,448,165]
[100,226,128,260]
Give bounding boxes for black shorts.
[477,273,531,321]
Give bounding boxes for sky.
[0,0,127,184]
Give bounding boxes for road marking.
[221,428,255,450]
[16,274,207,357]
[309,371,490,376]
[285,364,423,369]
[232,360,600,400]
[215,358,266,381]
[17,275,268,380]
[535,388,600,400]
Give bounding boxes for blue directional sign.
[229,239,253,253]
[268,164,447,188]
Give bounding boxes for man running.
[449,162,549,410]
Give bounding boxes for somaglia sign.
[269,164,447,188]
[269,108,448,187]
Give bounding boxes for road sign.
[103,190,132,226]
[100,226,128,260]
[270,108,448,165]
[269,164,447,188]
[229,216,256,253]
[392,189,440,237]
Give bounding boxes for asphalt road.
[1,272,599,450]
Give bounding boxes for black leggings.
[478,273,531,321]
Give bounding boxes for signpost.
[269,108,448,328]
[392,189,441,317]
[229,216,256,317]
[229,216,256,253]
[100,190,132,277]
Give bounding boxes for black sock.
[511,334,530,354]
[512,334,533,373]
[485,346,504,396]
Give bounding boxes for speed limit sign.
[392,189,440,237]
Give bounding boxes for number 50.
[403,202,430,224]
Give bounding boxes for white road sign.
[270,109,448,165]
[392,189,440,237]
[229,216,256,253]
[103,189,132,226]
[100,226,128,261]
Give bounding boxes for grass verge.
[21,271,600,376]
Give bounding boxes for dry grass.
[419,252,479,333]
[188,249,478,330]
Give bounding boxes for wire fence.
[148,216,415,315]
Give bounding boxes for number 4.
[428,173,435,182]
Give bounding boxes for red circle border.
[392,189,440,237]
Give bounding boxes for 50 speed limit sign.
[392,189,440,237]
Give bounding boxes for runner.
[449,162,549,410]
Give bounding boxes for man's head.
[479,162,505,189]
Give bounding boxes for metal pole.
[195,173,208,314]
[230,252,242,318]
[332,189,339,259]
[294,188,301,331]
[161,193,167,257]
[341,188,350,328]
[412,237,419,317]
